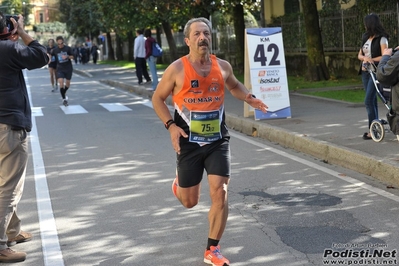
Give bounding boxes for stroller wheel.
[370,120,385,142]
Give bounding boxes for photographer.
[0,13,50,263]
[376,47,399,142]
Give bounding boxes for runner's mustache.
[199,40,209,46]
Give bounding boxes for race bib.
[189,110,221,143]
[57,52,69,63]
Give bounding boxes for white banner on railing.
[245,27,291,120]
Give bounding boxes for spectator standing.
[0,13,50,263]
[73,44,80,64]
[80,43,88,64]
[144,29,159,91]
[358,13,388,140]
[91,42,98,64]
[134,29,151,85]
[47,38,58,92]
[52,36,74,106]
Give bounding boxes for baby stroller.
[366,63,394,142]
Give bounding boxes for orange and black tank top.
[173,54,229,146]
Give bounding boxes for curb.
[74,69,93,78]
[225,113,399,186]
[73,69,399,187]
[290,92,365,107]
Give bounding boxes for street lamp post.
[22,2,26,17]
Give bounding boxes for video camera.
[5,15,19,32]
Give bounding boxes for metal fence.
[160,5,399,57]
[102,5,399,64]
[272,5,399,53]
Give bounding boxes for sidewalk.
[72,63,399,187]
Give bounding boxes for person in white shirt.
[134,29,151,85]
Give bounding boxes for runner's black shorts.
[48,62,57,69]
[57,69,72,80]
[176,138,231,188]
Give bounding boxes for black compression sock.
[60,88,65,99]
[206,238,219,250]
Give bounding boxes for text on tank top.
[173,54,225,143]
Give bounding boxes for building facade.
[0,0,60,24]
[263,0,356,25]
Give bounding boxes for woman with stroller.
[358,13,388,140]
[376,47,399,142]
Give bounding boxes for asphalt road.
[3,68,398,266]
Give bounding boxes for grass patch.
[99,60,168,71]
[287,75,361,90]
[99,60,136,69]
[302,89,365,103]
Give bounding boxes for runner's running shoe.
[63,96,69,107]
[204,245,230,266]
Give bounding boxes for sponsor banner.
[246,27,291,120]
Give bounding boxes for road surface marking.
[100,103,132,112]
[26,70,65,266]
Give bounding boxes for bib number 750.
[253,43,280,67]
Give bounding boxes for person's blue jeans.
[146,56,158,90]
[361,71,379,129]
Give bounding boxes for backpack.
[152,41,163,57]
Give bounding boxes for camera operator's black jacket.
[376,53,399,135]
[0,39,49,131]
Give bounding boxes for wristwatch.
[164,119,175,130]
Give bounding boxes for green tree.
[0,0,23,14]
[57,0,260,65]
[218,0,260,72]
[137,0,194,61]
[301,0,330,80]
[1,0,33,24]
[59,0,104,41]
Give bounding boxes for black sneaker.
[362,132,372,140]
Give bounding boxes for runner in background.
[47,38,57,92]
[52,36,74,106]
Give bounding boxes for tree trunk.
[162,21,178,61]
[233,3,245,72]
[301,0,330,81]
[115,34,124,61]
[106,32,115,61]
[127,30,134,62]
